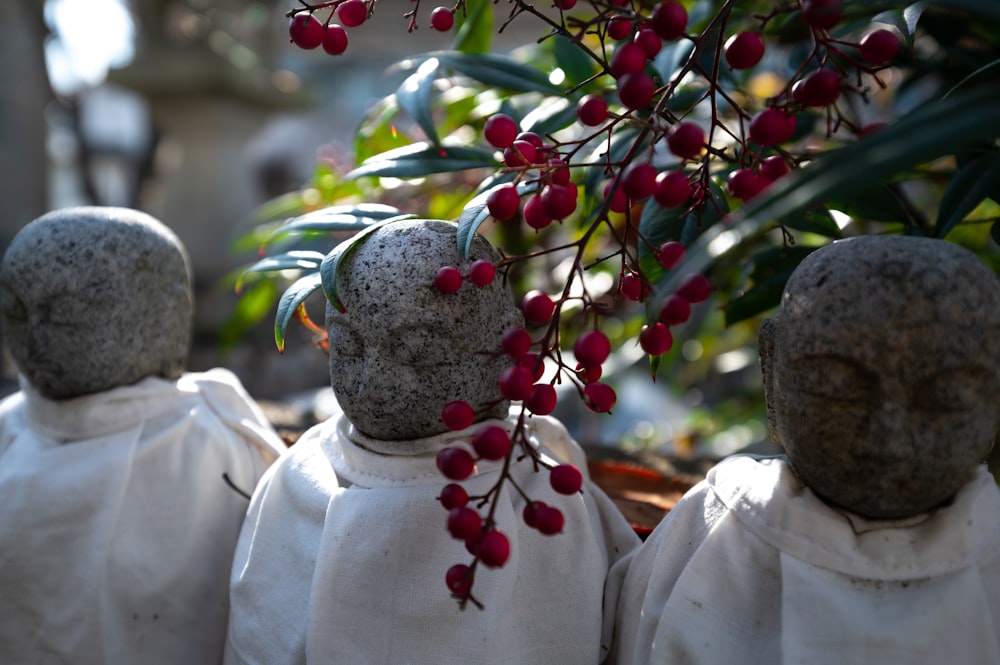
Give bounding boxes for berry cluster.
[287,0,460,56]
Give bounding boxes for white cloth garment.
[0,368,285,665]
[225,412,640,665]
[607,455,1000,665]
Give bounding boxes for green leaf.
[219,280,278,352]
[781,209,843,239]
[453,1,492,54]
[934,150,1000,237]
[345,143,498,180]
[872,3,926,46]
[554,34,597,87]
[274,272,323,352]
[653,40,695,84]
[827,184,914,223]
[399,51,562,95]
[396,58,442,147]
[319,218,410,314]
[265,204,406,244]
[724,246,819,325]
[991,220,1000,246]
[237,251,325,291]
[457,180,540,258]
[354,95,404,164]
[942,58,1000,99]
[521,97,578,138]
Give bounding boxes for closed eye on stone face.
[386,324,458,366]
[912,366,998,413]
[781,354,877,403]
[1,293,26,322]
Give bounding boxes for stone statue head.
[0,206,193,400]
[325,219,523,440]
[759,235,1000,518]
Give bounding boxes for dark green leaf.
[453,1,492,54]
[345,143,498,180]
[942,58,1000,99]
[274,272,323,352]
[583,128,641,196]
[653,40,695,85]
[521,98,578,138]
[399,51,562,95]
[827,185,913,223]
[781,209,843,239]
[554,34,597,87]
[934,150,1000,237]
[266,204,406,244]
[237,251,325,291]
[991,220,1000,245]
[396,58,441,147]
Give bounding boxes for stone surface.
[326,219,523,440]
[759,235,1000,518]
[0,206,193,399]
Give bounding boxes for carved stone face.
[326,220,523,440]
[0,207,193,400]
[760,235,1000,518]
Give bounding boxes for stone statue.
[608,235,1000,664]
[0,206,284,664]
[225,219,639,665]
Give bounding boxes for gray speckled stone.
[326,219,523,440]
[759,235,1000,518]
[0,207,193,399]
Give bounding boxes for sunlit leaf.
[219,280,278,351]
[453,1,492,54]
[396,58,442,147]
[345,143,498,180]
[274,272,323,352]
[398,51,562,95]
[265,203,406,245]
[521,97,577,138]
[237,251,325,291]
[554,34,597,87]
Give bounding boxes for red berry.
[634,28,663,59]
[321,24,349,55]
[430,6,454,31]
[576,362,602,384]
[526,384,557,416]
[547,159,571,186]
[501,327,532,358]
[724,31,765,70]
[550,464,583,494]
[798,69,841,107]
[554,0,577,8]
[611,42,647,78]
[607,14,633,40]
[678,273,712,303]
[441,401,475,431]
[639,322,674,355]
[515,131,544,148]
[523,500,547,528]
[727,168,769,201]
[338,0,368,27]
[621,162,657,200]
[656,240,686,269]
[534,505,565,535]
[667,122,704,159]
[584,381,617,413]
[653,171,692,207]
[518,353,546,381]
[472,425,511,461]
[577,95,609,127]
[504,139,538,167]
[859,29,900,65]
[468,260,496,287]
[522,290,555,324]
[487,184,520,221]
[749,108,796,146]
[621,272,649,301]
[437,446,475,479]
[439,483,469,510]
[478,530,511,568]
[604,179,630,214]
[650,1,687,41]
[540,183,577,219]
[445,564,472,595]
[523,195,553,230]
[447,506,483,540]
[801,0,842,30]
[433,266,463,293]
[498,366,535,401]
[760,155,790,180]
[574,330,611,368]
[288,14,324,49]
[659,294,691,324]
[617,72,655,110]
[484,114,518,149]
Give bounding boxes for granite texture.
[759,235,1000,518]
[326,219,523,440]
[0,206,193,399]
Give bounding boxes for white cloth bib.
[607,455,1000,665]
[225,412,640,665]
[0,369,285,664]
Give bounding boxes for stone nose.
[867,399,916,452]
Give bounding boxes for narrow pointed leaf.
[274,272,323,352]
[454,1,492,54]
[554,34,597,86]
[345,143,497,180]
[396,58,442,147]
[237,251,325,291]
[265,204,405,244]
[933,150,1000,237]
[319,218,408,313]
[400,51,562,95]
